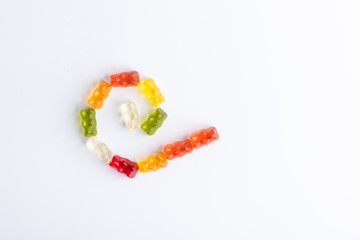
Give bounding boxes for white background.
[0,0,360,239]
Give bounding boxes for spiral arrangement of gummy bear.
[79,71,219,178]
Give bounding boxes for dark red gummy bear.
[110,71,140,87]
[109,155,139,178]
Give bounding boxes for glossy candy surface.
[110,71,139,87]
[188,127,219,149]
[141,108,167,135]
[109,155,139,178]
[120,102,140,130]
[163,139,193,160]
[80,108,97,137]
[86,136,114,163]
[137,152,167,173]
[87,81,112,109]
[138,78,165,107]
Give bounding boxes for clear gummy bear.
[119,102,140,130]
[86,136,114,163]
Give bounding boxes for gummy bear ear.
[212,128,220,139]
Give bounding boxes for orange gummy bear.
[137,152,168,173]
[87,81,112,109]
[163,139,193,160]
[188,127,219,149]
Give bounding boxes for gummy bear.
[138,78,165,107]
[110,71,140,87]
[109,155,139,178]
[80,108,97,137]
[137,152,168,173]
[87,81,112,109]
[120,102,140,130]
[163,139,193,160]
[188,127,219,149]
[86,136,114,163]
[141,108,167,135]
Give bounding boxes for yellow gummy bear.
[137,152,168,173]
[138,78,165,107]
[87,81,112,109]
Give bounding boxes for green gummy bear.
[141,108,167,135]
[80,108,97,137]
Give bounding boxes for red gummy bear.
[110,71,140,87]
[163,139,193,160]
[109,155,139,178]
[188,127,219,149]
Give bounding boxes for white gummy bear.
[120,102,140,130]
[86,136,114,163]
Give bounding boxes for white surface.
[0,0,360,239]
